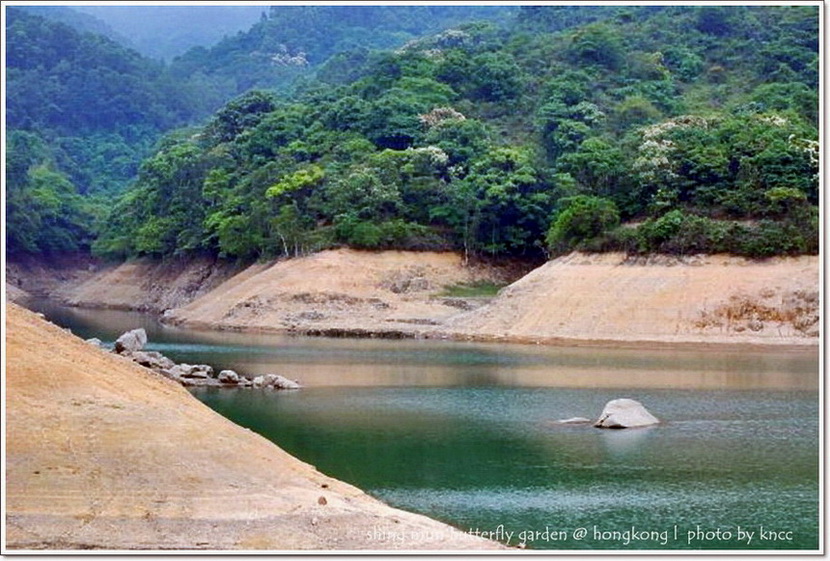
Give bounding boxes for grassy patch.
[440,281,506,298]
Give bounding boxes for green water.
[31,301,820,550]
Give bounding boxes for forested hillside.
[5,5,512,257]
[5,8,208,255]
[6,5,819,262]
[93,5,818,262]
[168,5,516,109]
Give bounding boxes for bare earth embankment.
[6,255,244,313]
[448,252,819,347]
[8,249,818,347]
[162,249,514,337]
[163,250,818,347]
[4,303,502,551]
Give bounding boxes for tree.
[546,195,620,253]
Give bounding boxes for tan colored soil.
[449,252,819,346]
[4,303,503,551]
[10,249,819,347]
[166,250,818,346]
[53,256,245,312]
[164,249,509,336]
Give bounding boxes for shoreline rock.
[111,329,301,391]
[114,328,147,354]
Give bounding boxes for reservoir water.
[30,302,820,550]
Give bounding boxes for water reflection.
[29,300,818,391]
[599,426,657,458]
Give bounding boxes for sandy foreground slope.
[4,303,503,551]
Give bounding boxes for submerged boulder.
[114,328,147,354]
[594,398,659,429]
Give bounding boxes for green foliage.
[565,24,623,69]
[266,166,325,199]
[601,208,819,258]
[6,131,100,256]
[546,195,620,253]
[16,4,815,262]
[169,5,515,99]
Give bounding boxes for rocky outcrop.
[110,329,300,391]
[130,350,175,371]
[218,369,240,384]
[594,398,659,429]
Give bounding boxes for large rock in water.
[594,398,659,429]
[114,328,147,354]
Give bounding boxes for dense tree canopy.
[7,5,819,261]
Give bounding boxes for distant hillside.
[5,8,205,255]
[71,5,265,61]
[14,5,128,45]
[169,5,517,100]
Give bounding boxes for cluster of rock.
[88,328,300,390]
[556,398,660,429]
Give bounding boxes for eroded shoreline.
[8,249,818,351]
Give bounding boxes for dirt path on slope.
[4,303,503,551]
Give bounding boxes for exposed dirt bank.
[8,249,818,347]
[163,249,516,336]
[4,303,502,551]
[448,252,819,347]
[6,254,245,313]
[164,250,819,347]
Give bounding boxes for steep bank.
[4,303,502,551]
[448,252,819,346]
[7,255,246,313]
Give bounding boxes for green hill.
[6,5,818,261]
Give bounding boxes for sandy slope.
[4,303,502,551]
[448,252,819,346]
[164,249,510,336]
